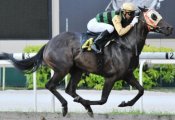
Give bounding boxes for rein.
[138,18,162,32]
[135,24,138,56]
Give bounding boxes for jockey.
[87,2,138,53]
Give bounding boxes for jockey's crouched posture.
[86,2,138,53]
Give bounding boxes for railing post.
[139,60,146,113]
[50,70,55,112]
[33,72,37,112]
[65,75,69,88]
[139,60,146,86]
[2,66,5,91]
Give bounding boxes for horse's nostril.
[168,27,173,30]
[171,27,173,31]
[167,27,173,33]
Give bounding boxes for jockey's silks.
[96,10,121,24]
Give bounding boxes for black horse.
[3,7,173,116]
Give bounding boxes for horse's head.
[138,7,173,36]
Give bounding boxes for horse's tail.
[3,45,46,73]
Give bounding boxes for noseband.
[138,10,163,33]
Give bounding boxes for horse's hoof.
[118,101,126,107]
[62,106,68,117]
[87,111,94,118]
[74,96,81,102]
[41,116,46,120]
[86,105,94,117]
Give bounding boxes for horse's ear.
[135,11,140,16]
[138,6,148,12]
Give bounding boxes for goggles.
[126,11,135,16]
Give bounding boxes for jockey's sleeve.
[112,15,132,36]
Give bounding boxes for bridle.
[125,9,164,56]
[138,10,163,33]
[134,9,163,56]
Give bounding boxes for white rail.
[0,60,38,112]
[1,52,175,60]
[139,59,175,112]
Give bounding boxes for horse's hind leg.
[65,69,82,98]
[118,72,144,107]
[65,68,93,117]
[45,72,68,116]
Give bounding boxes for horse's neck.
[125,20,148,55]
[135,22,149,55]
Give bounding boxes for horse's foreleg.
[65,69,93,117]
[74,76,116,106]
[45,72,68,116]
[118,73,144,107]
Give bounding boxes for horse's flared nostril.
[171,27,173,32]
[167,27,173,34]
[167,27,173,31]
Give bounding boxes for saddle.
[81,31,99,51]
[81,31,117,52]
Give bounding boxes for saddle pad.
[80,32,99,51]
[80,31,99,45]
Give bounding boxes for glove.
[130,16,139,26]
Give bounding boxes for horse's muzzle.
[158,26,173,36]
[156,19,173,36]
[164,26,173,36]
[167,27,173,36]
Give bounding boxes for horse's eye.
[151,13,157,21]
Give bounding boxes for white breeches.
[87,18,114,33]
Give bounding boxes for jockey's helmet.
[121,2,136,12]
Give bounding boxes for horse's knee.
[65,87,77,98]
[65,83,72,95]
[139,87,144,96]
[65,87,71,95]
[98,98,107,105]
[65,88,69,94]
[45,81,55,91]
[45,82,49,89]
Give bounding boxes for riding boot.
[91,30,110,53]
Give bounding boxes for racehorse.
[3,7,173,117]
